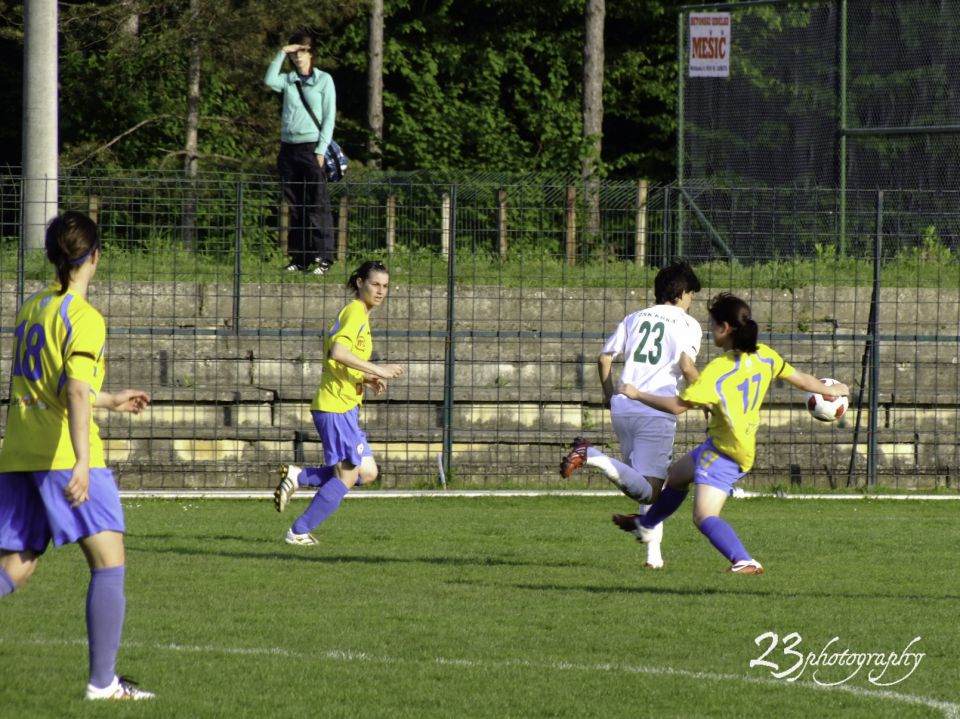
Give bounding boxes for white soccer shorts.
[611,413,677,480]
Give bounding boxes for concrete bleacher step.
[2,281,958,489]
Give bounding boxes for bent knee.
[692,511,718,529]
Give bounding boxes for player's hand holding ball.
[805,378,849,422]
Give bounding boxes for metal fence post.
[442,184,457,483]
[233,181,243,336]
[661,185,671,266]
[17,177,25,307]
[838,0,848,255]
[867,190,882,487]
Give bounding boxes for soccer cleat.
[284,262,302,272]
[559,437,591,478]
[644,561,665,570]
[284,528,319,546]
[728,558,764,575]
[274,464,301,513]
[85,676,154,701]
[611,513,640,533]
[612,513,656,543]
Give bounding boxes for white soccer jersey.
[602,304,702,419]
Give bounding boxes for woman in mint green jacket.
[265,31,337,275]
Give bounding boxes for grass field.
[0,496,957,718]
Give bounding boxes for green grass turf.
[0,496,956,718]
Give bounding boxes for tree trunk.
[184,20,200,178]
[367,0,384,167]
[182,0,201,248]
[120,0,139,36]
[582,0,604,246]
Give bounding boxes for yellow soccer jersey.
[0,286,107,471]
[679,343,795,471]
[313,299,372,413]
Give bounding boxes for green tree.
[3,0,684,180]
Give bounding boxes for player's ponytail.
[347,260,389,295]
[708,292,759,353]
[45,211,101,295]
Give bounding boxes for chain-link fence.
[1,173,958,492]
[679,0,960,257]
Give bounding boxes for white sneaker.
[85,676,154,701]
[728,558,764,575]
[274,464,301,513]
[284,528,319,546]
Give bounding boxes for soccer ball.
[805,378,848,422]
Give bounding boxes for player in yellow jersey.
[0,212,154,699]
[617,293,849,574]
[273,261,403,544]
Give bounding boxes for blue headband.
[69,246,97,266]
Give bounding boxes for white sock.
[585,448,652,502]
[637,504,664,566]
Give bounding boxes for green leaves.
[21,0,685,178]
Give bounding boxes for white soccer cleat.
[85,676,154,701]
[274,464,301,513]
[284,528,319,546]
[728,558,764,575]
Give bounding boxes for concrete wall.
[1,281,957,491]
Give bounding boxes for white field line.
[3,636,957,719]
[118,489,960,501]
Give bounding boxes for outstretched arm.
[616,383,698,415]
[782,371,850,397]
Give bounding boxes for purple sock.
[699,516,750,562]
[291,478,349,535]
[639,486,688,529]
[0,568,15,597]
[86,565,126,689]
[298,466,335,488]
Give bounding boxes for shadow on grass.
[126,535,585,570]
[506,581,960,603]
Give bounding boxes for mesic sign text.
[689,13,731,78]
